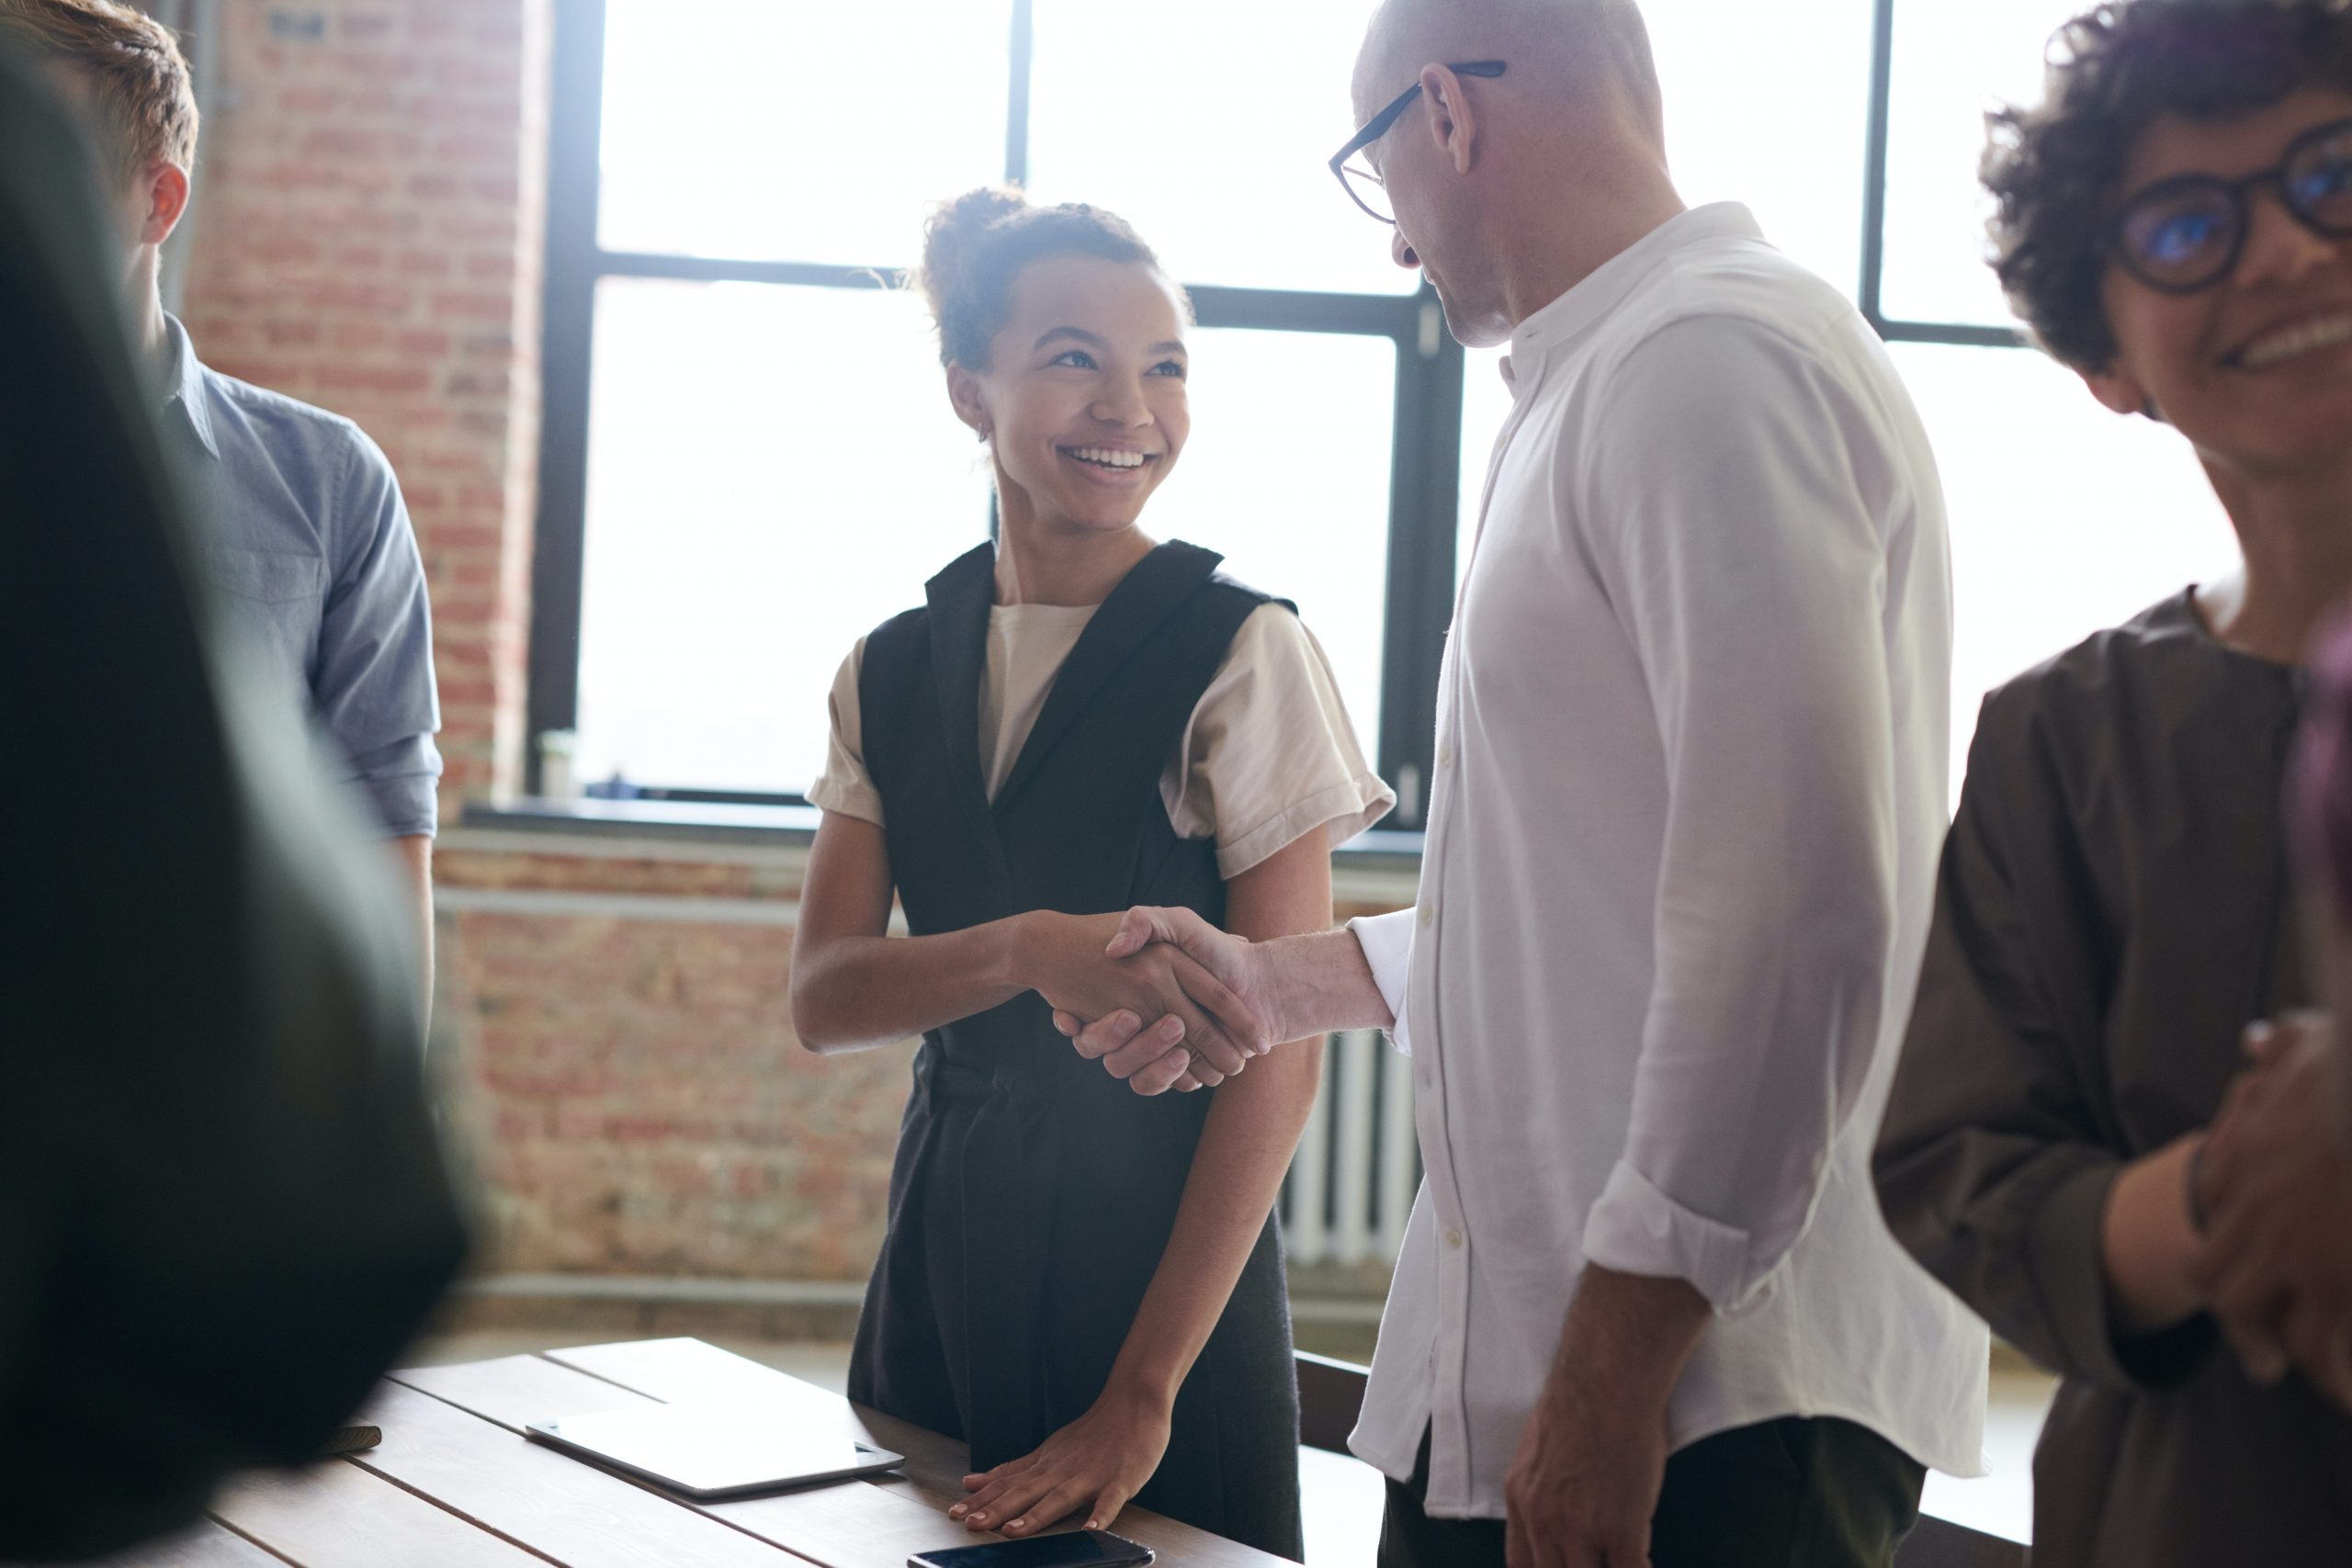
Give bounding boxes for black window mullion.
[1860,0,2032,350]
[524,0,607,792]
[1006,0,1034,186]
[1379,289,1463,831]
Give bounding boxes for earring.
[976,423,992,443]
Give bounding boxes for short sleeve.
[807,637,885,827]
[1164,604,1396,878]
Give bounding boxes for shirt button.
[1419,904,1434,928]
[1438,744,1454,769]
[1446,1228,1464,1250]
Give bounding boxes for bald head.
[1355,0,1664,145]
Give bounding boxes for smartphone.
[907,1529,1154,1568]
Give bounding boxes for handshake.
[2191,1012,2352,1406]
[1023,908,1299,1095]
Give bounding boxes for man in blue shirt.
[4,0,443,1011]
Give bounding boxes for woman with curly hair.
[1872,0,2352,1562]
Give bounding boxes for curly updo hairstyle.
[912,186,1188,369]
[1984,0,2352,371]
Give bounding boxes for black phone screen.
[909,1529,1152,1568]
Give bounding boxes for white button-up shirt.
[1346,204,1987,1518]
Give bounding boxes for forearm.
[1545,1263,1713,1426]
[1110,1035,1325,1404]
[388,835,434,1031]
[1261,927,1393,1041]
[792,914,1039,1054]
[2101,1134,2208,1336]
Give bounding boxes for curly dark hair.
[912,187,1189,370]
[1985,0,2352,370]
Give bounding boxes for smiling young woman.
[785,188,1393,1556]
[1871,4,2352,1565]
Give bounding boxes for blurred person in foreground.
[0,0,444,1021]
[1051,0,1989,1562]
[0,43,467,1562]
[1871,2,2352,1562]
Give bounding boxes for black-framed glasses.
[1329,61,1507,223]
[2109,116,2352,294]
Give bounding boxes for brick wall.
[179,0,550,807]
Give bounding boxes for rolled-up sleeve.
[1575,315,1904,1314]
[315,426,440,838]
[1875,696,2214,1391]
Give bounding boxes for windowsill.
[462,796,1427,873]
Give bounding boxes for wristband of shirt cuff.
[1346,909,1416,1057]
[1581,1158,1771,1315]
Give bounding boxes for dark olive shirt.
[1876,590,2352,1566]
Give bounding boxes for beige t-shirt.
[809,602,1394,878]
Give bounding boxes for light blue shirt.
[160,315,442,837]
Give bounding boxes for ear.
[946,364,990,441]
[141,162,191,247]
[2079,359,2152,420]
[1419,63,1481,176]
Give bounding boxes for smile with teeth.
[1063,446,1153,470]
[2236,313,2352,369]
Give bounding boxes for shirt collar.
[159,312,220,460]
[1499,202,1766,391]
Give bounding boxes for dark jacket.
[0,52,468,1560]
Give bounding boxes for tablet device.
[525,1403,903,1499]
[908,1531,1153,1568]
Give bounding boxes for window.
[1859,0,2238,790]
[535,0,2242,817]
[532,0,1455,817]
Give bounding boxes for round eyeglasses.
[2109,116,2352,294]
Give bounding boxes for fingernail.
[950,1506,967,1518]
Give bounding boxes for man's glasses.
[1329,61,1507,224]
[2109,116,2352,293]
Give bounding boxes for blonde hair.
[0,0,198,183]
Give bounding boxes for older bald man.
[1056,2,1988,1563]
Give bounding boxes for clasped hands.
[2192,1011,2352,1406]
[1023,908,1279,1092]
[1024,907,1283,1094]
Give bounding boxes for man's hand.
[1018,911,1270,1087]
[2193,1013,2352,1406]
[1048,908,1282,1096]
[1504,1267,1711,1568]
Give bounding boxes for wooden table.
[64,1338,1295,1567]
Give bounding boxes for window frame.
[527,0,1464,825]
[1857,0,2032,348]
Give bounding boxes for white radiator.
[1281,1030,1420,1267]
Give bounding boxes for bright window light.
[1891,343,2238,798]
[574,279,990,794]
[1147,328,1398,757]
[597,0,1012,267]
[1644,0,1880,295]
[1025,0,1417,296]
[1882,0,2087,325]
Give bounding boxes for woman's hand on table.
[948,1381,1172,1537]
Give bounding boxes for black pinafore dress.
[845,539,1305,1560]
